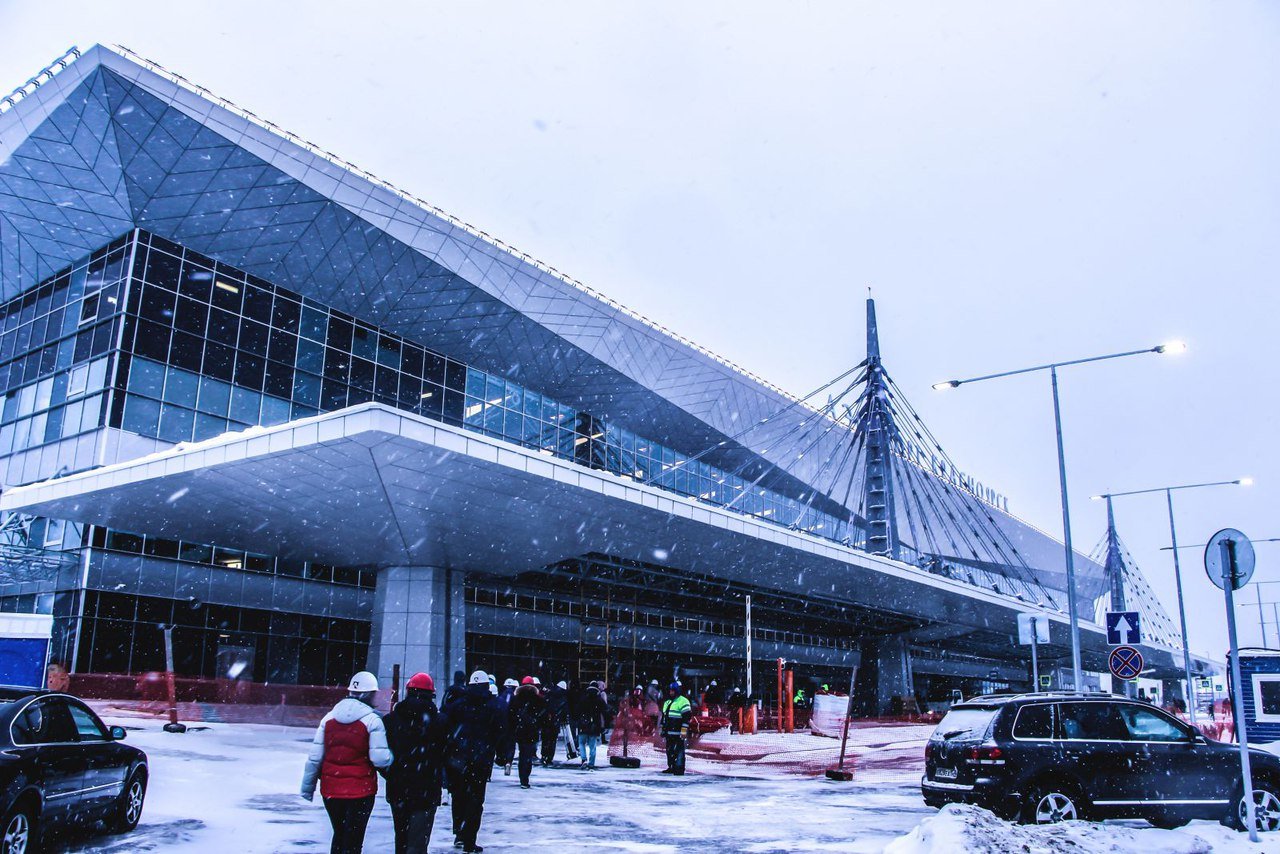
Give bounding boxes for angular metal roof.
[0,45,1106,603]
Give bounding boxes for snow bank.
[883,804,1267,854]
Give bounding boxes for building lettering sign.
[897,441,1010,514]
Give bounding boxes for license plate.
[934,767,958,780]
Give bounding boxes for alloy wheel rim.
[1035,792,1076,823]
[1243,789,1280,832]
[126,780,144,823]
[4,813,27,854]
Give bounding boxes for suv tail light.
[965,743,1005,765]
[924,742,933,762]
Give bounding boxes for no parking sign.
[1108,645,1143,681]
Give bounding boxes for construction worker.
[659,682,693,775]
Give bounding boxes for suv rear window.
[932,706,999,742]
[1012,703,1053,739]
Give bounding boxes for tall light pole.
[933,341,1186,691]
[1092,478,1252,723]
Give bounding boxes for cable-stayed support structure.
[661,298,1113,617]
[1090,502,1182,650]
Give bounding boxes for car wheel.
[1234,782,1280,833]
[1023,781,1084,824]
[0,803,36,854]
[111,770,147,833]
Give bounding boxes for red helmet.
[521,676,536,686]
[406,672,434,691]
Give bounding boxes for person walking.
[727,687,746,734]
[508,676,547,788]
[383,672,444,854]
[659,682,693,776]
[541,679,573,765]
[301,671,393,854]
[440,670,506,853]
[442,670,468,707]
[575,681,608,770]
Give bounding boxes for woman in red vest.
[301,671,393,854]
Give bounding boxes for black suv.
[0,689,148,853]
[921,692,1280,832]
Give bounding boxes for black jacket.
[508,685,548,743]
[440,683,507,783]
[575,687,609,737]
[544,685,570,727]
[441,671,468,709]
[383,691,444,809]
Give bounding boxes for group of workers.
[300,669,698,854]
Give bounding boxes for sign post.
[1205,528,1259,842]
[1017,614,1050,689]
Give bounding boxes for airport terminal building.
[0,46,1207,711]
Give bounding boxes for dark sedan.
[0,689,147,854]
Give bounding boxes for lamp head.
[1155,340,1187,355]
[1237,477,1254,487]
[932,380,961,391]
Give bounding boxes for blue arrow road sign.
[1105,611,1141,646]
[1109,645,1144,681]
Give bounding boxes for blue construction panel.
[0,638,48,689]
[1237,650,1280,744]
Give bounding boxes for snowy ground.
[43,714,1279,853]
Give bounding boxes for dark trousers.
[449,774,488,850]
[323,795,375,854]
[540,725,558,763]
[517,739,537,785]
[390,801,436,854]
[665,734,686,775]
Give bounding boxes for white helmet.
[469,670,489,685]
[557,680,568,690]
[503,678,518,688]
[532,677,542,686]
[348,671,379,693]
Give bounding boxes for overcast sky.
[1,1,1276,661]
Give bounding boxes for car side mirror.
[109,726,127,741]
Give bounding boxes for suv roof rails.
[961,690,1119,703]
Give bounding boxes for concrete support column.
[875,636,913,716]
[368,566,465,692]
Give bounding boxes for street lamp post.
[934,341,1185,691]
[1093,478,1252,724]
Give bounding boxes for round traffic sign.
[1204,528,1256,591]
[1108,645,1144,681]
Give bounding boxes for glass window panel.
[168,331,203,372]
[238,320,269,356]
[300,306,327,342]
[210,276,243,313]
[321,380,347,411]
[347,385,372,406]
[263,360,293,399]
[173,297,208,337]
[349,358,374,392]
[465,369,486,398]
[34,378,53,411]
[178,263,213,302]
[376,335,401,370]
[193,413,226,442]
[59,401,82,438]
[445,360,466,392]
[325,316,353,352]
[271,295,301,332]
[296,338,324,374]
[242,285,273,325]
[122,395,160,435]
[293,372,321,407]
[351,325,376,361]
[261,395,291,426]
[158,404,195,443]
[234,353,265,391]
[197,376,232,416]
[229,387,261,425]
[401,345,424,380]
[418,386,443,420]
[179,541,213,563]
[202,341,235,382]
[143,249,181,289]
[207,308,238,345]
[162,368,199,407]
[373,367,398,405]
[268,330,297,365]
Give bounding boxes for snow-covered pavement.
[46,715,1279,853]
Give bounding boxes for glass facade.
[0,235,129,464]
[110,230,853,540]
